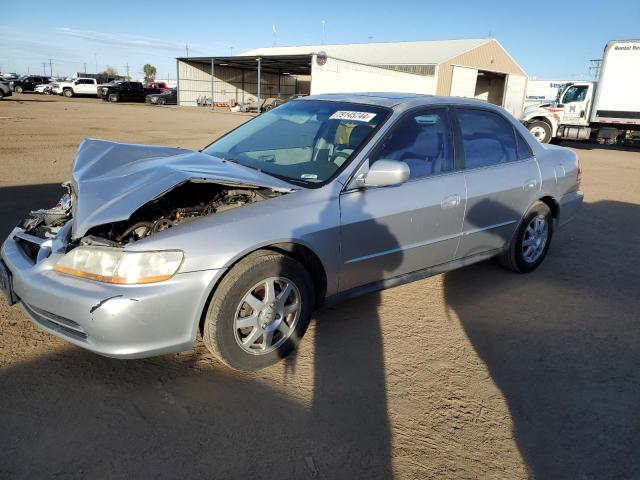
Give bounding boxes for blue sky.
[1,0,638,80]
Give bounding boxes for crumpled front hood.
[70,138,295,239]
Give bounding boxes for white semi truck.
[521,39,640,145]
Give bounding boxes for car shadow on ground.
[0,183,64,238]
[0,183,398,480]
[444,200,640,479]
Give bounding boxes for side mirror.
[358,159,410,188]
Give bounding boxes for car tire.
[202,250,314,371]
[527,120,552,143]
[108,93,119,103]
[14,86,23,93]
[499,201,553,273]
[158,98,166,105]
[63,88,73,98]
[0,90,3,100]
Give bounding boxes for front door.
[339,108,466,291]
[559,83,592,126]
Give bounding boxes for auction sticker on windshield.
[329,111,377,122]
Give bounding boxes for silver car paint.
[1,93,583,358]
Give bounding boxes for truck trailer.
[521,39,640,145]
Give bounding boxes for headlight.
[53,247,183,284]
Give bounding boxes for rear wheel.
[157,97,166,105]
[499,201,553,273]
[528,120,552,143]
[63,88,73,98]
[14,86,23,93]
[202,250,314,371]
[108,93,119,103]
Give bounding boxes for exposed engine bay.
[19,181,282,247]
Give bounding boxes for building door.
[450,66,478,98]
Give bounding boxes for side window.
[457,109,517,169]
[515,132,533,159]
[371,108,454,179]
[562,85,588,104]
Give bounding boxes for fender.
[521,105,561,137]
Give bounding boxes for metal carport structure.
[176,54,312,107]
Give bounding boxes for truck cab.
[521,82,595,142]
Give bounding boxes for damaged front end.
[17,180,284,263]
[14,138,295,273]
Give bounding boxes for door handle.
[523,179,538,191]
[441,194,461,209]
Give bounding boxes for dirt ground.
[1,93,639,480]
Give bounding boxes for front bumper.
[1,228,224,358]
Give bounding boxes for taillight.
[576,159,583,183]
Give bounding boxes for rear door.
[339,107,466,291]
[454,107,540,259]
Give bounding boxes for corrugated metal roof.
[242,38,491,65]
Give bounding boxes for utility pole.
[272,24,277,47]
[48,58,53,77]
[230,46,234,56]
[185,44,189,57]
[41,62,47,75]
[83,62,87,74]
[321,20,326,45]
[125,62,130,80]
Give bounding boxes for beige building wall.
[436,40,526,96]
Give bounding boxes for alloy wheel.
[233,276,301,355]
[522,215,549,263]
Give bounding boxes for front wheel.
[14,86,23,93]
[157,97,166,105]
[528,120,552,143]
[63,88,73,98]
[108,93,119,103]
[202,250,314,371]
[499,201,553,273]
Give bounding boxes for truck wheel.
[108,93,119,103]
[63,88,73,98]
[202,250,314,371]
[14,86,23,93]
[528,121,552,143]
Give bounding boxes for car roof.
[302,92,506,111]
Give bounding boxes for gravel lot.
[1,94,639,480]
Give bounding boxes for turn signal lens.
[53,247,183,284]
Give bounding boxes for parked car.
[0,93,583,371]
[144,81,171,92]
[146,89,177,105]
[0,81,12,99]
[52,78,99,97]
[100,81,162,103]
[11,75,51,93]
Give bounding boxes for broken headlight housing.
[53,247,183,284]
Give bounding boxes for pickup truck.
[144,81,171,92]
[52,78,99,97]
[100,81,162,103]
[11,75,51,93]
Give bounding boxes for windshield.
[202,100,390,187]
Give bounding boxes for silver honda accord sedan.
[0,93,583,371]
